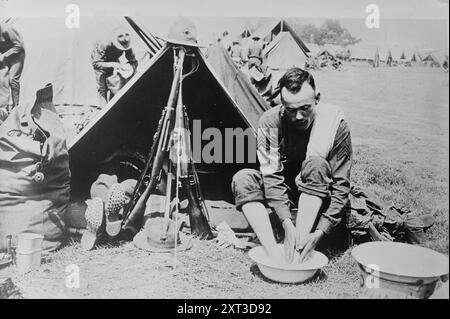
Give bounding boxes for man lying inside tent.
[91,26,138,107]
[80,174,137,250]
[232,68,352,263]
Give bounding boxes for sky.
[1,0,448,19]
[1,0,448,50]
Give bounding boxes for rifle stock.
[184,176,213,239]
[122,173,155,234]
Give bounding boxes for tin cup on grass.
[16,233,44,273]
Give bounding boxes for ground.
[2,66,449,298]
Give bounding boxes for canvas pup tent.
[68,18,268,207]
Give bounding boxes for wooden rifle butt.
[184,179,213,240]
[122,178,155,236]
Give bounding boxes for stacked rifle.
[121,46,213,241]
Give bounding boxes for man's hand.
[282,218,297,263]
[297,229,324,263]
[110,62,122,71]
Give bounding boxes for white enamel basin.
[352,242,449,298]
[249,244,328,284]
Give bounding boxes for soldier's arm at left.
[0,24,25,62]
[316,120,352,235]
[125,49,138,71]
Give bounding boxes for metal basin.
[352,242,449,298]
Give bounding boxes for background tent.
[377,47,389,63]
[386,49,393,65]
[249,20,309,95]
[419,49,445,67]
[374,48,380,67]
[251,19,309,55]
[262,31,309,71]
[390,46,404,62]
[69,42,264,203]
[206,44,269,127]
[400,51,406,60]
[401,48,415,61]
[252,19,282,43]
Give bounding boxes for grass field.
[3,66,449,299]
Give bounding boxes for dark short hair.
[278,67,316,95]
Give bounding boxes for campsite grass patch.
[1,67,448,298]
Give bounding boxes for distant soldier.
[0,21,25,111]
[230,40,243,68]
[91,26,138,107]
[247,35,264,73]
[221,31,231,52]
